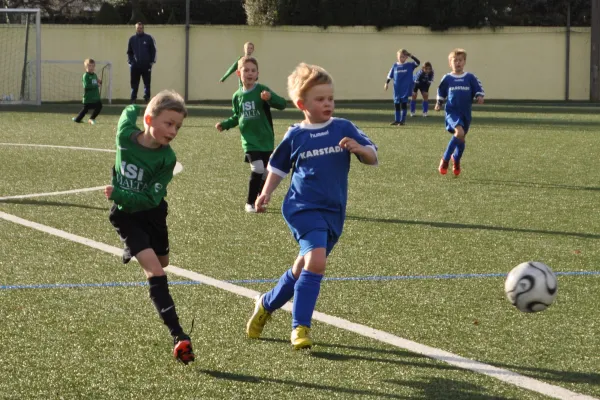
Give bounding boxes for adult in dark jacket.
[127,22,156,103]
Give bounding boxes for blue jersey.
[268,117,378,240]
[436,72,484,121]
[414,69,435,86]
[387,61,419,102]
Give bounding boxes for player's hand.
[255,192,270,213]
[384,83,388,91]
[339,137,362,154]
[104,185,113,199]
[260,90,271,101]
[97,79,102,85]
[434,104,441,111]
[215,123,223,132]
[476,96,484,104]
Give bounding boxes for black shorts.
[244,151,272,166]
[109,199,169,264]
[413,83,431,93]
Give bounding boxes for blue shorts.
[445,113,471,134]
[413,83,431,93]
[298,228,339,257]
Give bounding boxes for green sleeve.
[83,73,93,90]
[220,93,240,130]
[220,57,241,82]
[264,86,287,110]
[117,105,142,137]
[110,161,174,209]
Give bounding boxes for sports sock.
[262,268,297,312]
[423,101,429,113]
[400,103,408,122]
[247,172,263,205]
[443,136,461,161]
[292,269,323,328]
[410,100,416,114]
[394,103,400,122]
[148,275,183,337]
[453,139,466,161]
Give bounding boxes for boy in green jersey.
[215,56,287,212]
[219,42,254,89]
[72,58,103,125]
[105,90,195,365]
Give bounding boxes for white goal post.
[0,8,41,105]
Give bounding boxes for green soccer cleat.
[246,294,271,339]
[291,325,313,350]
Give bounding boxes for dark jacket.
[127,33,156,69]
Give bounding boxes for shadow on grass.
[346,215,600,240]
[199,368,410,399]
[468,178,600,192]
[385,378,515,400]
[0,198,107,210]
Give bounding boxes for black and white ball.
[504,261,558,313]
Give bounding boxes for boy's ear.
[144,114,153,127]
[236,70,241,77]
[296,99,306,110]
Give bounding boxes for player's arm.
[109,162,174,209]
[341,122,378,166]
[435,75,449,110]
[220,58,240,82]
[117,105,142,136]
[149,35,157,66]
[471,74,485,103]
[429,70,435,84]
[262,86,287,110]
[218,94,240,130]
[414,69,422,83]
[384,66,394,89]
[408,53,420,66]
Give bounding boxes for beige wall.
[29,25,593,101]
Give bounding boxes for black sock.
[148,275,184,337]
[247,172,263,205]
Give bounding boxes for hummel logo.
[160,305,174,313]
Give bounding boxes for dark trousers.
[130,66,152,102]
[75,102,102,122]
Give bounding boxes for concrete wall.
[3,24,591,101]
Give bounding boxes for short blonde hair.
[449,48,467,60]
[145,90,187,123]
[244,41,254,50]
[237,56,258,71]
[287,63,333,104]
[84,58,95,66]
[397,49,409,56]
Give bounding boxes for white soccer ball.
[504,261,558,313]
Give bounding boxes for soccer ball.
[504,261,558,313]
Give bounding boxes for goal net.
[28,60,113,104]
[0,9,41,105]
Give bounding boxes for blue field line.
[1,270,598,291]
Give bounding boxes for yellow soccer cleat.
[291,325,313,350]
[246,294,271,339]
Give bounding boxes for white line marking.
[0,143,183,199]
[0,210,595,400]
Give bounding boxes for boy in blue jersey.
[435,49,484,176]
[246,63,378,350]
[410,62,434,117]
[384,49,420,125]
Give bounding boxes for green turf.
[0,103,598,399]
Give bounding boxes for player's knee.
[304,249,327,274]
[422,92,429,100]
[250,160,265,174]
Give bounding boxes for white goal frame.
[33,60,113,104]
[0,8,41,105]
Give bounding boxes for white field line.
[0,143,182,200]
[0,210,596,400]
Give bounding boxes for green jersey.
[219,83,287,153]
[82,72,101,104]
[219,57,243,88]
[110,105,177,213]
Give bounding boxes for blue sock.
[292,270,323,328]
[443,136,460,161]
[394,108,400,122]
[410,100,416,114]
[262,268,297,313]
[453,140,465,161]
[423,101,429,113]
